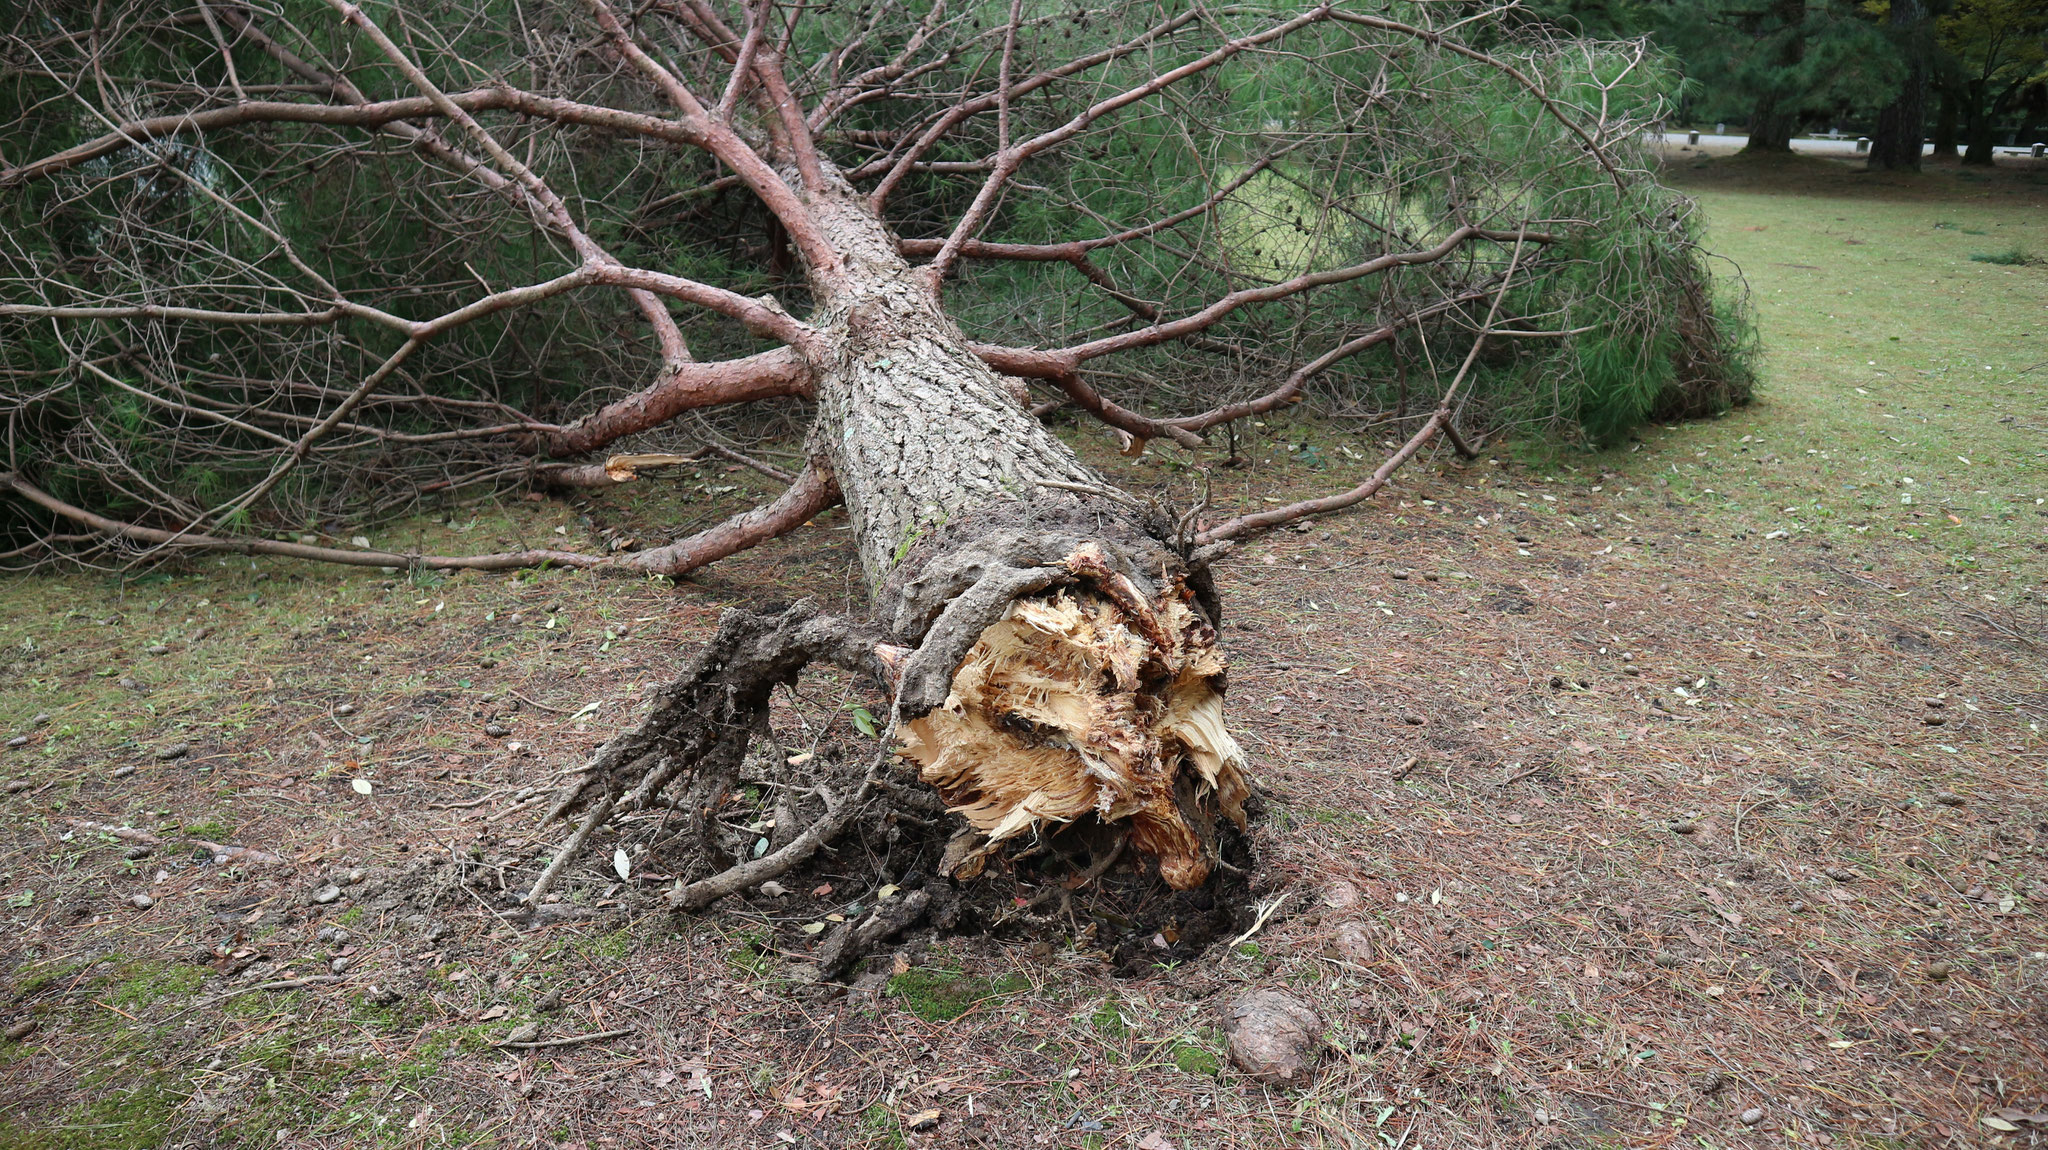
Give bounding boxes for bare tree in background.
[0,0,1740,901]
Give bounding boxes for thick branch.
[544,348,814,456]
[4,459,837,577]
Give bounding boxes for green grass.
[1527,158,2047,586]
[1968,246,2035,266]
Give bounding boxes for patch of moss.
[1172,1043,1222,1077]
[1090,997,1129,1039]
[885,968,1022,1023]
[725,931,775,977]
[105,961,205,1008]
[179,820,234,842]
[0,1078,183,1149]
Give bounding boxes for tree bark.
[1932,87,1961,157]
[803,177,1247,889]
[1868,0,1927,171]
[1743,98,1798,153]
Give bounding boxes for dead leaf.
[478,1005,509,1021]
[799,922,826,934]
[1136,1133,1180,1150]
[904,1109,940,1131]
[612,848,631,882]
[350,778,373,795]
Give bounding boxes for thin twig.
[495,1028,634,1050]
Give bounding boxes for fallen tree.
[0,0,1745,906]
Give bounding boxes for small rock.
[110,764,136,779]
[501,1022,541,1045]
[123,845,152,861]
[484,724,511,738]
[155,743,190,761]
[310,884,342,905]
[345,868,367,885]
[4,1020,35,1041]
[330,957,350,974]
[1741,1108,1765,1126]
[758,881,789,898]
[1934,791,1965,807]
[1319,879,1362,910]
[4,736,25,749]
[1222,989,1321,1084]
[2,780,28,794]
[316,925,338,943]
[128,894,154,910]
[1327,921,1374,963]
[145,645,170,656]
[1924,961,1952,981]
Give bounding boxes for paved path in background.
[1654,132,2043,158]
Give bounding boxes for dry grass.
[0,155,2044,1150]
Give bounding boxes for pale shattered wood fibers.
[898,583,1248,889]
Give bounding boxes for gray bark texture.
[800,176,1102,586]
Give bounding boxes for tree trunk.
[803,182,1248,889]
[1963,80,1996,165]
[1867,0,1926,171]
[1932,87,1961,157]
[2015,81,2045,151]
[1743,98,1797,153]
[549,171,1251,896]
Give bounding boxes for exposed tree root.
[528,517,1250,927]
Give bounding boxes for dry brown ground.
[1,156,2044,1150]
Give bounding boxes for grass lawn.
[0,153,2042,1149]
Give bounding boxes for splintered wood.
[898,561,1247,889]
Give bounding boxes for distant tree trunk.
[1744,98,1798,152]
[1932,87,1961,156]
[1868,0,1926,171]
[1963,80,1997,164]
[2016,82,2045,150]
